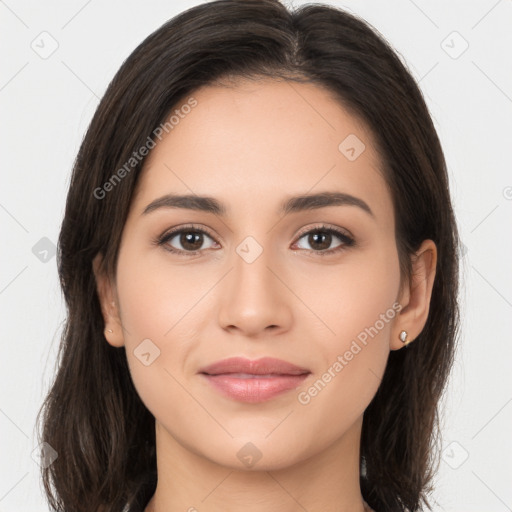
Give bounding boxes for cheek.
[312,239,401,346]
[281,249,401,459]
[303,240,401,399]
[114,245,204,410]
[116,242,211,343]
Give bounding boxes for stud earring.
[399,330,413,346]
[106,328,113,334]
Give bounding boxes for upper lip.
[199,357,310,376]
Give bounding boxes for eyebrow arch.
[142,191,374,218]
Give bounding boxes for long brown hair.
[36,1,460,510]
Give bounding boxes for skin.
[93,78,437,512]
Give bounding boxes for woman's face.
[101,78,409,470]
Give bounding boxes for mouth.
[198,357,311,403]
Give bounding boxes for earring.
[106,328,113,334]
[399,330,413,346]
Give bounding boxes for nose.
[217,242,293,338]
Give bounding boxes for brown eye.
[294,226,355,255]
[177,231,205,251]
[159,227,218,254]
[306,231,334,251]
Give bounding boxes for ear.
[92,253,125,348]
[391,239,437,351]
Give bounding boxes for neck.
[145,416,367,512]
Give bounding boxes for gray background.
[1,0,511,510]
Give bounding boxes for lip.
[198,357,311,403]
[199,356,310,376]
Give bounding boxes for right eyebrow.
[142,194,226,216]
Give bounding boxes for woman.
[36,1,460,511]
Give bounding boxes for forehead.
[132,79,393,226]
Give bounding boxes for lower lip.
[201,373,309,403]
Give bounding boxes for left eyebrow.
[281,191,374,218]
[141,191,374,218]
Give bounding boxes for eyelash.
[154,223,355,257]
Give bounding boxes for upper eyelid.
[160,224,218,242]
[295,223,353,240]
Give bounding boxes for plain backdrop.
[1,1,511,510]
